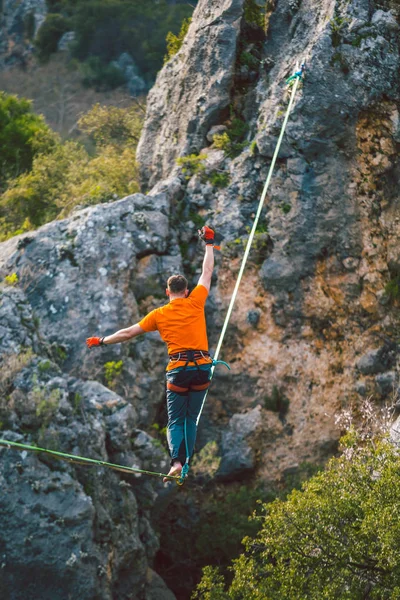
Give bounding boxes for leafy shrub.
[0,92,56,188]
[165,17,192,62]
[208,171,230,188]
[195,416,400,599]
[213,117,249,158]
[104,360,123,388]
[34,14,71,62]
[78,102,144,147]
[4,273,19,286]
[243,0,265,28]
[176,153,207,179]
[0,103,142,239]
[385,276,400,302]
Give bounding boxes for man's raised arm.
[197,226,215,292]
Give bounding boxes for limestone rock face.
[0,283,175,600]
[0,193,179,428]
[134,0,400,483]
[0,0,47,64]
[137,0,246,188]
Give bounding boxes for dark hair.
[167,274,188,294]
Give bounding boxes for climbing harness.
[178,60,306,485]
[0,438,180,481]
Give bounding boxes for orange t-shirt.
[138,285,211,371]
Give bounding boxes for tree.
[0,93,55,189]
[194,423,400,599]
[78,102,144,148]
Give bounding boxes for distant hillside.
[0,0,197,95]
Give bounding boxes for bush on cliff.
[194,420,400,599]
[0,93,56,189]
[0,100,143,239]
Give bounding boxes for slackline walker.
[177,61,306,484]
[0,62,304,486]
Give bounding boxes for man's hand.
[86,336,105,348]
[198,225,215,245]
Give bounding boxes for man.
[86,225,216,481]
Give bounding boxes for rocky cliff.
[1,0,400,597]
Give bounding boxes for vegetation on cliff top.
[194,403,400,599]
[36,0,196,87]
[0,94,144,240]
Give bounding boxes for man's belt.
[168,350,210,363]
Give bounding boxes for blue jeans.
[166,364,211,465]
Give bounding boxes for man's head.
[166,274,189,298]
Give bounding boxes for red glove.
[198,225,215,245]
[86,336,105,348]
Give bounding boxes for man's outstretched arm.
[198,244,214,292]
[86,323,145,348]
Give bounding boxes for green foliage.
[208,171,230,189]
[67,0,194,85]
[192,566,228,600]
[34,388,60,424]
[281,202,292,214]
[176,153,207,179]
[191,441,221,478]
[37,359,52,373]
[78,102,144,147]
[330,51,350,74]
[243,0,265,28]
[264,385,289,416]
[385,276,400,302]
[213,117,249,158]
[250,140,258,156]
[80,57,126,91]
[104,360,123,388]
[330,14,350,47]
[0,92,56,189]
[34,14,71,62]
[0,102,142,239]
[196,430,400,599]
[73,392,82,413]
[165,17,192,62]
[239,51,259,70]
[24,11,36,40]
[4,273,19,286]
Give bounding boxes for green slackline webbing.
[0,438,180,480]
[195,63,305,430]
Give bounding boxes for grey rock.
[57,31,75,52]
[390,415,400,446]
[356,346,398,376]
[375,371,396,397]
[371,10,399,32]
[133,254,183,300]
[0,194,172,426]
[0,287,39,356]
[112,52,147,96]
[137,0,247,188]
[247,309,261,327]
[355,380,367,397]
[217,405,262,481]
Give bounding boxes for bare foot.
[163,461,182,483]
